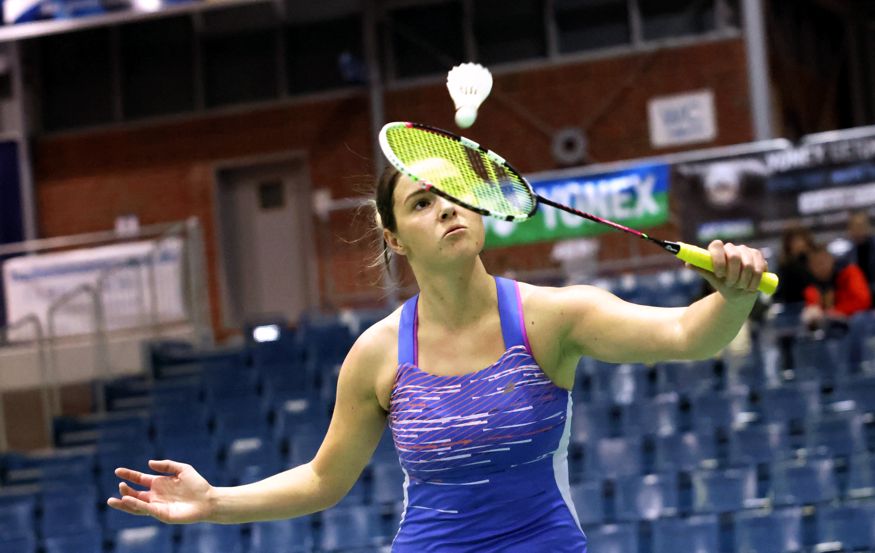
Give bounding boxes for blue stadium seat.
[0,492,35,539]
[847,451,875,499]
[584,437,642,479]
[791,336,849,383]
[691,466,761,513]
[652,514,719,553]
[816,504,875,551]
[771,456,838,506]
[758,382,820,425]
[249,517,314,553]
[614,473,678,521]
[845,310,875,369]
[222,436,281,486]
[571,402,612,445]
[156,435,220,484]
[691,387,750,431]
[591,363,650,405]
[260,363,312,400]
[113,525,173,553]
[202,366,259,403]
[806,410,866,456]
[728,423,792,465]
[288,429,326,467]
[584,523,638,553]
[40,485,100,538]
[569,480,604,526]
[655,360,716,397]
[0,532,36,553]
[178,523,244,553]
[319,505,380,551]
[44,532,103,553]
[734,507,802,553]
[654,431,716,473]
[213,396,270,444]
[835,374,875,414]
[619,392,679,437]
[3,448,95,486]
[371,461,405,506]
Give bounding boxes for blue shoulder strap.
[398,294,419,365]
[495,276,527,350]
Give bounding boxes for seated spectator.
[846,210,875,296]
[775,226,815,305]
[803,244,872,333]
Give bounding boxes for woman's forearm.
[677,291,757,360]
[207,462,338,524]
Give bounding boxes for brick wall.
[34,38,754,337]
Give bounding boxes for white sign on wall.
[3,239,186,341]
[648,90,717,148]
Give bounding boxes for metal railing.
[0,217,212,450]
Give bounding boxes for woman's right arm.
[108,324,391,524]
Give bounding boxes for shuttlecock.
[447,62,493,129]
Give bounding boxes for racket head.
[378,122,538,222]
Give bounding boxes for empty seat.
[758,382,820,425]
[178,523,244,553]
[652,514,719,553]
[44,532,103,553]
[319,505,380,551]
[583,523,638,553]
[41,485,100,538]
[771,457,838,506]
[846,451,875,499]
[249,517,314,553]
[654,431,716,473]
[222,436,281,486]
[691,466,761,513]
[656,360,716,397]
[569,480,604,526]
[584,437,642,479]
[213,396,269,444]
[691,387,750,431]
[591,363,650,405]
[571,402,612,445]
[0,532,36,553]
[791,336,848,383]
[371,461,405,506]
[113,525,173,553]
[816,504,875,552]
[806,410,866,456]
[729,423,792,465]
[835,374,875,414]
[734,507,802,553]
[0,493,35,539]
[614,472,678,521]
[619,393,679,437]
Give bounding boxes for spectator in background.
[802,244,871,334]
[846,210,875,296]
[775,226,815,305]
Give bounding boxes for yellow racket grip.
[675,242,779,296]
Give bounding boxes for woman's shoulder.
[346,306,402,365]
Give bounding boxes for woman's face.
[385,164,485,265]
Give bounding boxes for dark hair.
[780,226,815,262]
[373,165,402,272]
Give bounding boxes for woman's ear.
[384,228,406,256]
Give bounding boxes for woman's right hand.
[106,459,214,524]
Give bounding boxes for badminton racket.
[378,121,778,295]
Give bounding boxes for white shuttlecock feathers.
[447,62,493,129]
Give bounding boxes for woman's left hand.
[692,240,768,301]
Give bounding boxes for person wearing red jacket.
[803,244,872,330]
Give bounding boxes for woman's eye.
[414,198,431,210]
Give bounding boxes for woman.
[108,166,767,551]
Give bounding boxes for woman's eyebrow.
[403,189,429,205]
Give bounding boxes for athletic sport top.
[388,276,588,552]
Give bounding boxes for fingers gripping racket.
[379,122,779,296]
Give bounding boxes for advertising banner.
[484,163,671,248]
[3,239,186,341]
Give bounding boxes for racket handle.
[676,242,779,296]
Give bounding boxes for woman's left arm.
[553,240,767,364]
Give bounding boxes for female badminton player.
[107,165,768,552]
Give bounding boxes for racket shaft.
[676,243,779,295]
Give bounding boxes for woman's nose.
[438,199,456,219]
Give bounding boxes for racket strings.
[383,126,535,218]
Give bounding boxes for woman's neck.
[411,257,496,330]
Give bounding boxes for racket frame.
[378,121,538,222]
